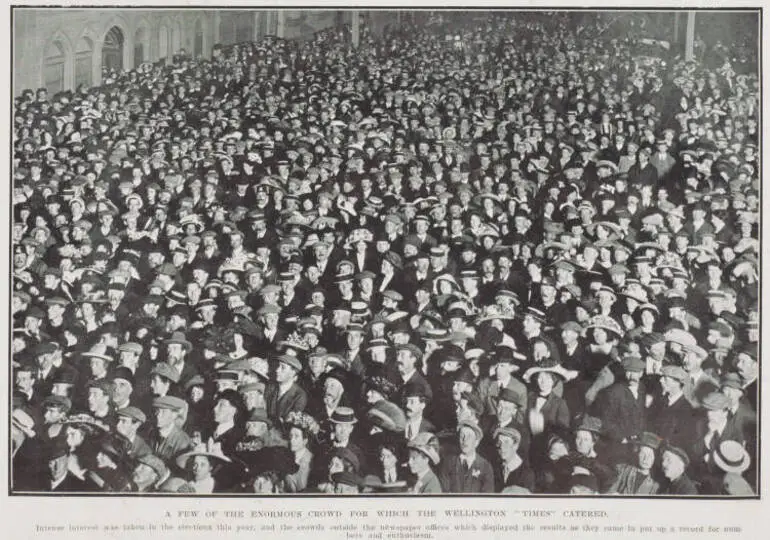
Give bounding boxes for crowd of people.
[11,12,759,496]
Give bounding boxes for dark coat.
[592,382,646,444]
[265,382,308,424]
[647,395,697,448]
[438,453,495,494]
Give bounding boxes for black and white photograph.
[9,6,761,498]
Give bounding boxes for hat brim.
[176,450,232,470]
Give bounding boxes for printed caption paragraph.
[32,508,745,538]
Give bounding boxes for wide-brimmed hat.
[712,440,750,474]
[585,315,624,337]
[80,343,114,364]
[177,437,231,469]
[366,400,406,433]
[522,358,579,383]
[407,432,441,465]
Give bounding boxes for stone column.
[685,11,695,61]
[351,10,359,48]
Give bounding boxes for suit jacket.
[495,459,535,492]
[593,382,645,443]
[688,417,746,479]
[396,371,433,405]
[647,394,697,448]
[412,469,442,494]
[148,426,193,464]
[265,383,308,424]
[128,434,153,460]
[438,454,495,494]
[479,376,528,418]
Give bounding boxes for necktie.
[406,424,413,440]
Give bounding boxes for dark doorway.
[102,26,124,72]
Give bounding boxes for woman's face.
[252,475,275,494]
[537,372,555,394]
[593,327,608,345]
[288,427,307,453]
[192,455,212,481]
[638,445,656,470]
[548,440,569,461]
[575,430,594,456]
[65,426,84,450]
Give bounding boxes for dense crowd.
[11,13,759,496]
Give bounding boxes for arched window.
[134,27,147,68]
[43,39,66,94]
[74,37,93,88]
[193,19,204,57]
[102,26,124,72]
[158,25,169,60]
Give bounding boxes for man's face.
[396,351,416,374]
[405,396,425,419]
[132,463,157,487]
[116,416,137,438]
[112,378,133,404]
[458,426,479,455]
[154,407,176,429]
[88,387,109,412]
[15,371,34,393]
[43,406,66,425]
[48,455,68,480]
[682,351,701,373]
[275,362,296,384]
[496,434,518,462]
[167,343,184,362]
[323,378,344,408]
